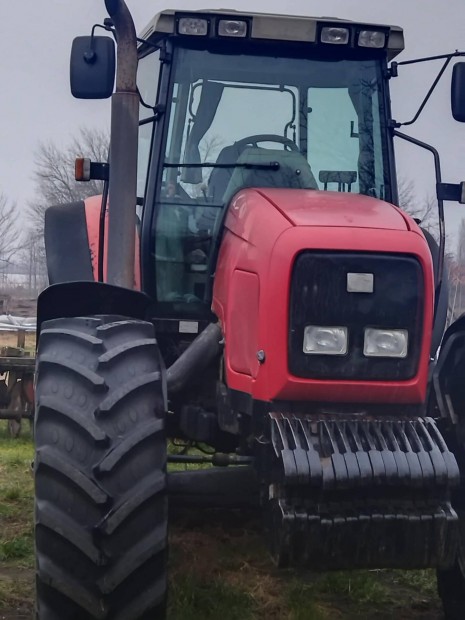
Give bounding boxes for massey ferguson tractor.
[34,1,465,618]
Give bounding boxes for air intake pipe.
[167,323,223,394]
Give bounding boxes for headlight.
[358,30,386,49]
[364,328,408,358]
[178,17,209,36]
[320,27,350,45]
[303,326,348,355]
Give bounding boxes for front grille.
[288,252,424,380]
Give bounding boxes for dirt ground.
[0,505,446,620]
[0,541,445,620]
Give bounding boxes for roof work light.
[218,19,248,37]
[320,27,350,45]
[358,30,386,48]
[177,17,209,36]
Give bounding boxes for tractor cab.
[135,10,404,318]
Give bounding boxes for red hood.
[216,186,434,406]
[256,188,410,231]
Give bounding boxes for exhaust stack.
[105,0,139,289]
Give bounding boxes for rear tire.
[438,559,465,620]
[34,316,167,620]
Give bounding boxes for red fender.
[83,195,141,289]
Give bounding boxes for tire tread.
[35,316,167,620]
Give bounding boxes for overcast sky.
[1,0,465,250]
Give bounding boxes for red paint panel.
[213,190,290,329]
[228,270,260,377]
[84,195,141,289]
[84,195,103,277]
[213,188,434,406]
[255,188,409,230]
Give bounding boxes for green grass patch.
[285,582,330,620]
[0,422,34,525]
[283,569,438,619]
[0,423,34,461]
[170,575,256,620]
[0,424,35,615]
[390,569,437,598]
[0,530,34,562]
[3,485,22,500]
[310,570,391,606]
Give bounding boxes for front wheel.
[34,316,168,619]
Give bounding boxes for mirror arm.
[393,130,445,319]
[391,50,465,71]
[391,56,455,128]
[81,23,113,64]
[389,51,465,128]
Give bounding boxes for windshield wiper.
[164,161,280,170]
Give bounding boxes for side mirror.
[70,36,115,99]
[451,62,465,122]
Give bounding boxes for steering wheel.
[233,134,299,152]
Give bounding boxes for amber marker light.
[75,157,91,181]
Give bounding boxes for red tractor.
[34,1,465,618]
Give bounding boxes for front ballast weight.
[266,413,460,570]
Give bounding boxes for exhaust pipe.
[167,323,223,394]
[104,0,139,290]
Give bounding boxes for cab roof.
[139,8,404,60]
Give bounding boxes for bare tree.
[398,177,438,237]
[185,134,225,198]
[0,192,22,267]
[19,229,48,294]
[199,134,224,184]
[457,219,465,265]
[397,177,416,212]
[29,127,109,230]
[24,127,109,290]
[199,134,224,165]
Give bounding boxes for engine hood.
[256,188,410,231]
[215,185,434,406]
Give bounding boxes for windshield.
[164,47,389,200]
[153,45,389,314]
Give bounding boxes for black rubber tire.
[34,316,167,620]
[437,560,465,620]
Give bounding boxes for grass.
[170,575,257,620]
[0,424,35,617]
[0,423,443,619]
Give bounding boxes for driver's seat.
[208,142,249,203]
[222,147,318,204]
